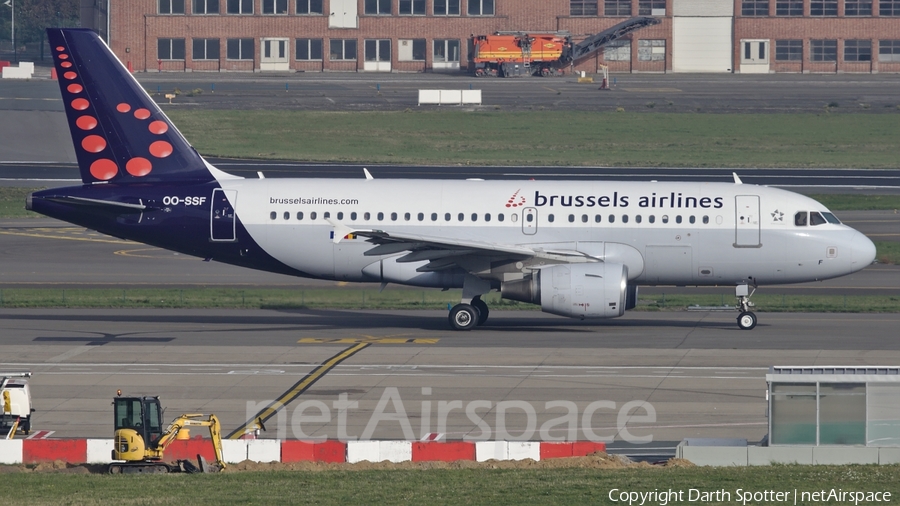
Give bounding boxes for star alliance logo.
[771,210,784,222]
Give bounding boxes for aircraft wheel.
[471,298,489,325]
[449,304,479,331]
[737,311,757,330]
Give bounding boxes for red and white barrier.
[0,439,605,465]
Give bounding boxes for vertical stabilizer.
[47,28,215,184]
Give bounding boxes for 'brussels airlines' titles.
[533,190,725,209]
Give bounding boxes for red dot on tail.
[67,83,83,94]
[126,157,152,177]
[134,108,151,120]
[60,61,72,68]
[76,115,97,130]
[56,46,65,51]
[148,121,168,135]
[81,135,107,153]
[63,71,77,80]
[149,141,173,158]
[90,159,118,180]
[505,204,511,208]
[58,54,69,60]
[71,98,89,111]
[116,103,131,113]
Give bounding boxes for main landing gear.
[449,296,489,331]
[736,283,757,330]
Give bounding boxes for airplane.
[28,28,876,332]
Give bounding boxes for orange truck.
[470,16,660,77]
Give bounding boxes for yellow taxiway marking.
[299,337,439,344]
[226,341,371,439]
[0,228,134,244]
[114,248,195,259]
[622,87,682,93]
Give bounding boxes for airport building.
[81,0,900,73]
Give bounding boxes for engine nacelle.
[502,262,629,319]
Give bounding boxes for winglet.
[364,168,374,180]
[733,172,743,185]
[327,218,355,244]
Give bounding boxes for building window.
[297,0,323,14]
[775,39,802,61]
[399,39,426,61]
[226,0,252,13]
[192,38,220,60]
[571,0,599,15]
[603,40,631,61]
[296,39,323,60]
[775,0,802,15]
[638,39,665,61]
[399,0,426,15]
[879,40,900,61]
[158,38,185,60]
[881,0,900,14]
[330,39,357,60]
[434,0,460,15]
[741,0,769,15]
[365,0,391,14]
[159,0,185,14]
[844,40,872,61]
[262,0,287,14]
[468,0,494,15]
[605,0,631,16]
[638,0,666,14]
[226,38,254,60]
[809,0,837,15]
[434,39,460,62]
[193,0,218,14]
[845,0,872,14]
[810,40,837,61]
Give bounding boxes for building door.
[364,39,391,72]
[740,39,770,73]
[734,195,761,247]
[261,38,289,71]
[329,0,358,28]
[211,189,237,242]
[522,208,537,235]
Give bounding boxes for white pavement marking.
[46,346,95,363]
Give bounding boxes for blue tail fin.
[48,28,214,184]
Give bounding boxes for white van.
[1,373,34,435]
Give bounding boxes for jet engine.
[501,262,629,319]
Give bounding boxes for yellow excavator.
[109,392,226,474]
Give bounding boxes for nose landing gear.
[736,282,757,330]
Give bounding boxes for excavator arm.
[555,16,662,68]
[154,413,226,470]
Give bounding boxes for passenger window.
[485,213,491,222]
[582,214,588,223]
[526,213,533,223]
[608,214,615,223]
[595,214,602,223]
[445,213,451,221]
[391,212,398,221]
[511,214,518,223]
[296,212,304,220]
[568,214,575,223]
[270,211,276,220]
[498,213,504,222]
[458,213,464,222]
[377,212,384,221]
[337,212,344,220]
[310,212,318,220]
[431,213,438,221]
[702,215,709,224]
[404,212,411,221]
[283,212,290,220]
[675,215,682,224]
[548,214,555,223]
[350,212,357,221]
[324,212,330,219]
[364,212,371,221]
[649,215,655,224]
[417,213,424,221]
[622,214,629,223]
[662,215,669,224]
[635,215,642,223]
[471,213,478,222]
[689,215,696,224]
[794,212,808,226]
[810,212,827,226]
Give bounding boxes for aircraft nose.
[850,231,876,270]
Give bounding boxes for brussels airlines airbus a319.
[29,28,876,331]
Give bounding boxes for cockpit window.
[810,212,827,226]
[822,212,841,224]
[794,212,808,226]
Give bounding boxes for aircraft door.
[211,189,237,242]
[522,207,537,235]
[734,195,760,247]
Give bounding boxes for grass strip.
[166,110,900,169]
[0,465,897,505]
[0,287,897,312]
